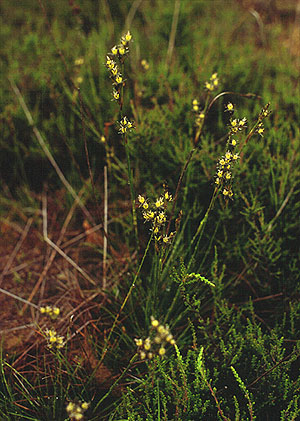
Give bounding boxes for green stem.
[124,134,139,248]
[119,63,139,248]
[87,233,153,385]
[164,287,181,324]
[166,93,211,236]
[187,116,260,272]
[240,119,259,149]
[187,187,218,272]
[93,353,138,412]
[194,94,210,145]
[152,247,164,311]
[199,217,221,269]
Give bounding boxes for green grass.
[0,0,299,420]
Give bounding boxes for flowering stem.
[166,93,211,236]
[119,63,138,248]
[166,147,195,236]
[240,119,260,150]
[194,94,210,145]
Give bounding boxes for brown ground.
[0,189,133,389]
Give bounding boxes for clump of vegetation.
[0,1,299,420]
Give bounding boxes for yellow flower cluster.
[44,328,64,349]
[192,98,200,112]
[229,117,247,134]
[105,31,132,103]
[74,57,84,87]
[192,99,205,128]
[71,57,85,100]
[135,316,176,360]
[214,103,246,198]
[74,57,84,66]
[259,102,271,120]
[137,189,175,244]
[225,102,234,113]
[215,102,271,199]
[141,59,150,71]
[256,122,264,136]
[119,116,134,134]
[111,31,132,60]
[40,305,60,320]
[105,56,124,87]
[205,72,219,91]
[66,401,89,420]
[255,103,271,137]
[215,150,240,197]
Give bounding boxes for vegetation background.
[0,0,299,420]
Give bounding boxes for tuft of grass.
[0,1,299,420]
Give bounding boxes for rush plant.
[0,2,299,420]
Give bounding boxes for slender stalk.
[42,194,97,286]
[9,78,94,224]
[199,217,222,269]
[94,353,138,411]
[103,165,108,289]
[166,94,210,236]
[166,146,196,236]
[87,233,153,385]
[119,62,139,248]
[124,0,143,31]
[0,217,33,286]
[187,109,265,272]
[124,133,139,248]
[156,377,161,420]
[164,287,181,324]
[240,119,260,149]
[0,287,39,309]
[194,95,210,145]
[152,247,163,310]
[166,0,181,69]
[187,187,218,272]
